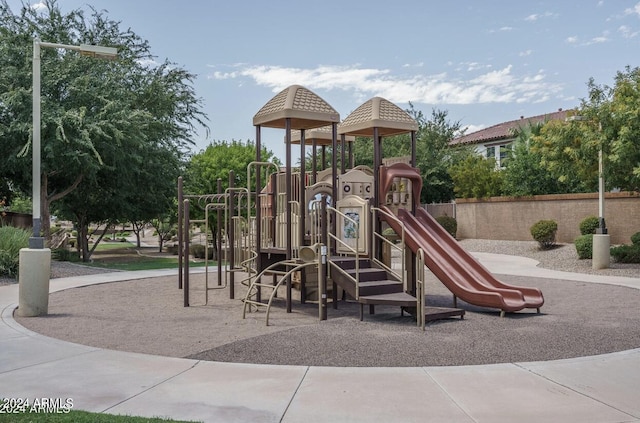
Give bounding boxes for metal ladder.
[242,259,318,326]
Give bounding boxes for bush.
[190,244,213,260]
[610,244,640,263]
[579,216,599,235]
[436,215,457,238]
[630,232,640,246]
[574,234,593,259]
[530,219,558,250]
[52,248,78,262]
[0,226,30,277]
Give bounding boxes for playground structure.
[177,85,544,327]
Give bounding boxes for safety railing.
[242,258,320,326]
[416,248,426,330]
[326,205,361,299]
[371,206,406,290]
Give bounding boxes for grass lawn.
[93,241,137,251]
[2,409,198,422]
[66,243,214,271]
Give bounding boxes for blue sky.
[9,0,640,160]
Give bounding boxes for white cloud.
[624,2,640,17]
[566,31,610,46]
[519,49,533,57]
[210,63,561,106]
[462,124,486,135]
[619,25,639,38]
[525,12,556,22]
[136,58,160,68]
[30,1,47,12]
[489,26,514,33]
[584,31,610,45]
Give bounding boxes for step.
[330,257,371,270]
[358,292,417,307]
[358,280,404,296]
[345,267,389,282]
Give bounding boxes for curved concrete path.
[1,256,640,423]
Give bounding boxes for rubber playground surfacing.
[15,271,640,367]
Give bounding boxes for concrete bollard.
[592,234,611,270]
[18,248,51,317]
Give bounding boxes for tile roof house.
[449,109,571,168]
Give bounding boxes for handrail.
[247,161,279,250]
[416,248,426,330]
[326,205,361,300]
[290,200,301,254]
[308,198,324,245]
[371,206,406,290]
[242,258,318,326]
[224,187,249,251]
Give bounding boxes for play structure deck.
[176,85,544,327]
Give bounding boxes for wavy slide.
[382,206,544,314]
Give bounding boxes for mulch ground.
[16,271,640,367]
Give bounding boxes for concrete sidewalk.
[1,255,639,422]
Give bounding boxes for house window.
[486,146,496,160]
[499,144,512,167]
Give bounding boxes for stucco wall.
[455,192,640,245]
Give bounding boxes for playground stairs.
[330,256,466,323]
[330,256,417,320]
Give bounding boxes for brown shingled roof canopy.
[338,97,418,137]
[289,125,355,146]
[253,85,340,130]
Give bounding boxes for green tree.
[449,154,504,199]
[185,140,279,249]
[502,122,565,196]
[0,0,207,250]
[413,107,468,203]
[186,140,279,194]
[584,66,640,191]
[532,118,598,193]
[351,105,468,203]
[532,67,640,194]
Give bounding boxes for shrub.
[610,244,640,263]
[436,215,457,238]
[190,244,213,259]
[579,216,599,235]
[530,219,558,250]
[574,234,593,259]
[630,232,640,246]
[0,226,30,277]
[52,248,78,262]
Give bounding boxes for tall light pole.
[30,40,118,247]
[19,40,117,317]
[567,115,610,269]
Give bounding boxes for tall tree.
[449,154,504,199]
[532,67,640,194]
[412,107,468,203]
[351,105,468,203]
[0,0,207,251]
[502,122,567,196]
[584,66,640,192]
[184,140,279,250]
